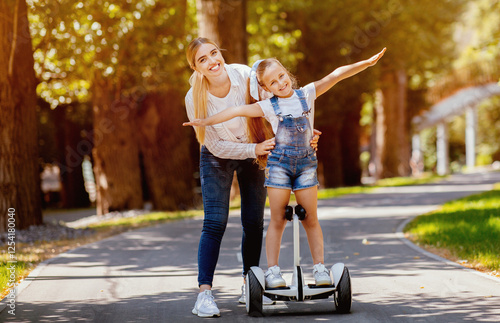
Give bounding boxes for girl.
[184,47,386,289]
[184,37,321,317]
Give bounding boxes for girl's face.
[260,63,293,98]
[194,43,225,77]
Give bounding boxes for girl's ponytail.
[246,78,274,169]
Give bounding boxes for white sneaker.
[239,285,275,305]
[192,290,220,318]
[265,265,287,288]
[313,263,332,286]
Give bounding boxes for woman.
[185,37,320,318]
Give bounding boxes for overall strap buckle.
[270,96,282,116]
[270,95,285,121]
[294,89,310,116]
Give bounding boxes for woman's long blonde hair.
[186,39,275,168]
[186,37,220,144]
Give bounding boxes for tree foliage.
[28,0,191,107]
[27,0,199,213]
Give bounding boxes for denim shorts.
[264,149,319,191]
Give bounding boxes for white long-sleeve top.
[185,64,257,160]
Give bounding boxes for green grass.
[373,174,444,187]
[0,261,26,295]
[88,210,203,230]
[404,183,500,272]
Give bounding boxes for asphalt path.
[1,171,500,322]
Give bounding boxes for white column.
[412,133,421,155]
[465,106,477,169]
[411,133,423,175]
[436,122,449,175]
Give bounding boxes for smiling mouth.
[209,63,221,71]
[279,84,288,91]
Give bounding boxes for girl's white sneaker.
[313,263,332,286]
[265,265,287,288]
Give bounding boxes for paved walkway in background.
[1,171,500,322]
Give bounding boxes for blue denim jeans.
[198,146,266,287]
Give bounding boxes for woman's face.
[194,43,225,77]
[260,63,293,98]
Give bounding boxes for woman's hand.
[255,138,275,156]
[183,119,206,127]
[310,129,322,151]
[367,47,386,66]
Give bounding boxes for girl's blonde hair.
[247,58,297,168]
[255,58,298,90]
[186,37,221,144]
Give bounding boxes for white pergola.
[412,82,500,175]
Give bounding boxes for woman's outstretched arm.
[183,102,264,127]
[314,47,386,98]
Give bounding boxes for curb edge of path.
[0,248,59,314]
[396,216,500,284]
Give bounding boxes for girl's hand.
[367,47,386,66]
[255,138,275,156]
[183,119,206,127]
[310,129,322,151]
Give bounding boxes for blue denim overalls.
[264,89,319,191]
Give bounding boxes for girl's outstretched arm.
[183,103,264,127]
[315,47,386,97]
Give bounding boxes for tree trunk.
[0,0,42,232]
[375,69,410,179]
[397,70,411,177]
[317,118,344,188]
[53,106,91,208]
[91,75,143,215]
[340,98,363,186]
[137,91,200,210]
[196,0,248,199]
[197,0,247,64]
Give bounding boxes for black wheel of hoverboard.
[246,269,263,317]
[335,266,352,313]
